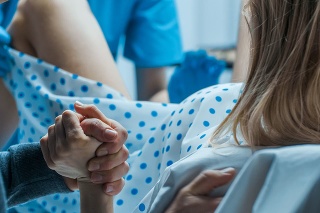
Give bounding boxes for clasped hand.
[40,102,129,195]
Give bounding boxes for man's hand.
[40,111,102,181]
[165,168,236,213]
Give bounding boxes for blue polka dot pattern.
[145,177,152,184]
[139,121,146,127]
[81,85,89,92]
[136,134,143,140]
[106,93,113,99]
[203,121,210,127]
[139,203,146,212]
[60,78,66,85]
[149,137,155,144]
[93,98,100,104]
[117,199,124,206]
[109,104,116,110]
[124,112,131,118]
[151,111,158,117]
[4,48,243,213]
[209,108,216,114]
[131,188,138,195]
[154,151,160,157]
[140,163,147,169]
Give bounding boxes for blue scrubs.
[0,0,183,67]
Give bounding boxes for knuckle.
[200,170,216,180]
[179,187,190,196]
[123,146,129,160]
[118,128,128,143]
[124,162,130,173]
[87,104,98,112]
[48,125,55,134]
[62,110,73,120]
[55,115,62,124]
[40,137,46,144]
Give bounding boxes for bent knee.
[17,0,58,17]
[17,0,90,18]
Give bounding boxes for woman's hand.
[165,168,236,213]
[74,101,129,195]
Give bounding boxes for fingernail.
[105,185,114,193]
[220,167,235,174]
[104,129,117,139]
[91,173,103,182]
[88,163,100,171]
[75,101,84,107]
[97,148,108,157]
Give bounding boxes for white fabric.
[217,145,320,213]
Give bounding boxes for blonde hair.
[211,0,320,146]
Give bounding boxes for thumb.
[74,101,111,126]
[185,168,236,196]
[61,110,84,137]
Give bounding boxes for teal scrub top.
[0,0,183,68]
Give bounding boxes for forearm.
[0,79,19,147]
[136,67,168,102]
[79,182,113,213]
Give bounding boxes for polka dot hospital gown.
[2,48,243,213]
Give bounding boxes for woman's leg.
[7,0,131,98]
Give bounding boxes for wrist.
[79,182,113,213]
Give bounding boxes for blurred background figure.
[0,0,183,101]
[0,0,183,148]
[167,0,242,103]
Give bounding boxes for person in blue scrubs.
[0,0,183,101]
[0,0,183,147]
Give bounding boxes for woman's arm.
[79,182,113,213]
